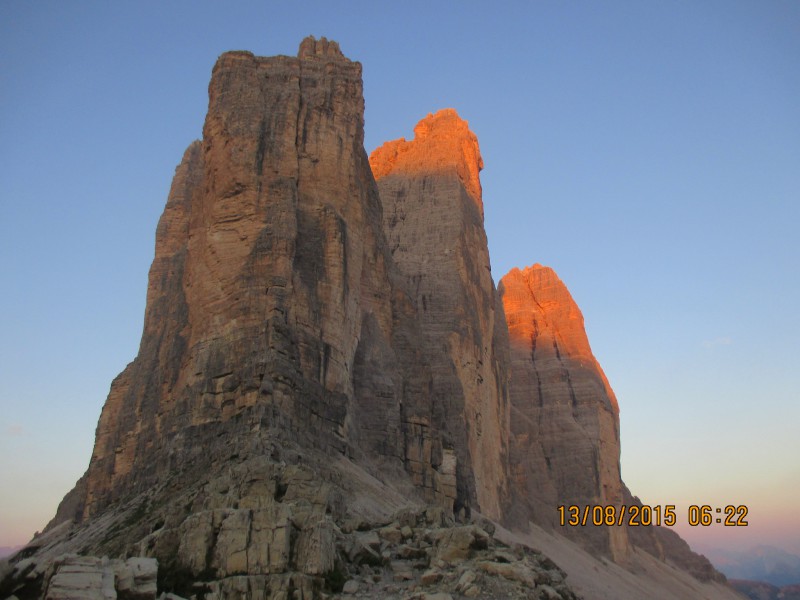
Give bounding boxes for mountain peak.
[370,108,484,215]
[298,35,345,59]
[1,38,736,600]
[500,263,618,412]
[500,263,625,560]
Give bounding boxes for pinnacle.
[369,109,485,213]
[298,35,344,59]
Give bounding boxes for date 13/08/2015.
[558,504,749,527]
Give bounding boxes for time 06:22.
[557,504,749,527]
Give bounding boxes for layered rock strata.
[67,36,433,524]
[370,109,511,521]
[499,264,629,561]
[3,503,581,600]
[499,264,724,581]
[0,35,734,599]
[44,555,157,600]
[6,37,519,598]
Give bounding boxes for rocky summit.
[371,108,511,522]
[499,265,628,562]
[1,37,738,600]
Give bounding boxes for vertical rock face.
[9,37,732,599]
[499,264,630,561]
[81,140,201,519]
[68,36,426,524]
[370,109,511,520]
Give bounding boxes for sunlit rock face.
[499,265,727,578]
[370,109,511,521]
[36,36,462,595]
[41,41,514,594]
[70,35,412,521]
[499,264,630,561]
[370,108,485,216]
[8,36,733,599]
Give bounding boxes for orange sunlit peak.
[369,109,484,209]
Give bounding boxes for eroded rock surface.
[499,264,725,581]
[78,36,396,521]
[0,35,732,600]
[52,35,445,534]
[499,265,629,561]
[370,109,511,521]
[0,554,157,600]
[4,505,579,600]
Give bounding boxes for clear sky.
[1,1,798,558]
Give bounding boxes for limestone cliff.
[370,109,511,521]
[499,264,629,561]
[11,37,522,599]
[499,264,724,582]
[70,37,423,523]
[0,36,736,600]
[32,37,458,596]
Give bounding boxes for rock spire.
[371,108,510,521]
[370,108,485,217]
[499,264,629,561]
[0,37,734,600]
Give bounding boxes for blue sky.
[1,1,798,555]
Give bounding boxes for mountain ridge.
[0,37,740,600]
[701,544,800,587]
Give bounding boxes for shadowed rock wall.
[499,264,629,561]
[16,36,728,600]
[61,37,435,526]
[370,109,511,521]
